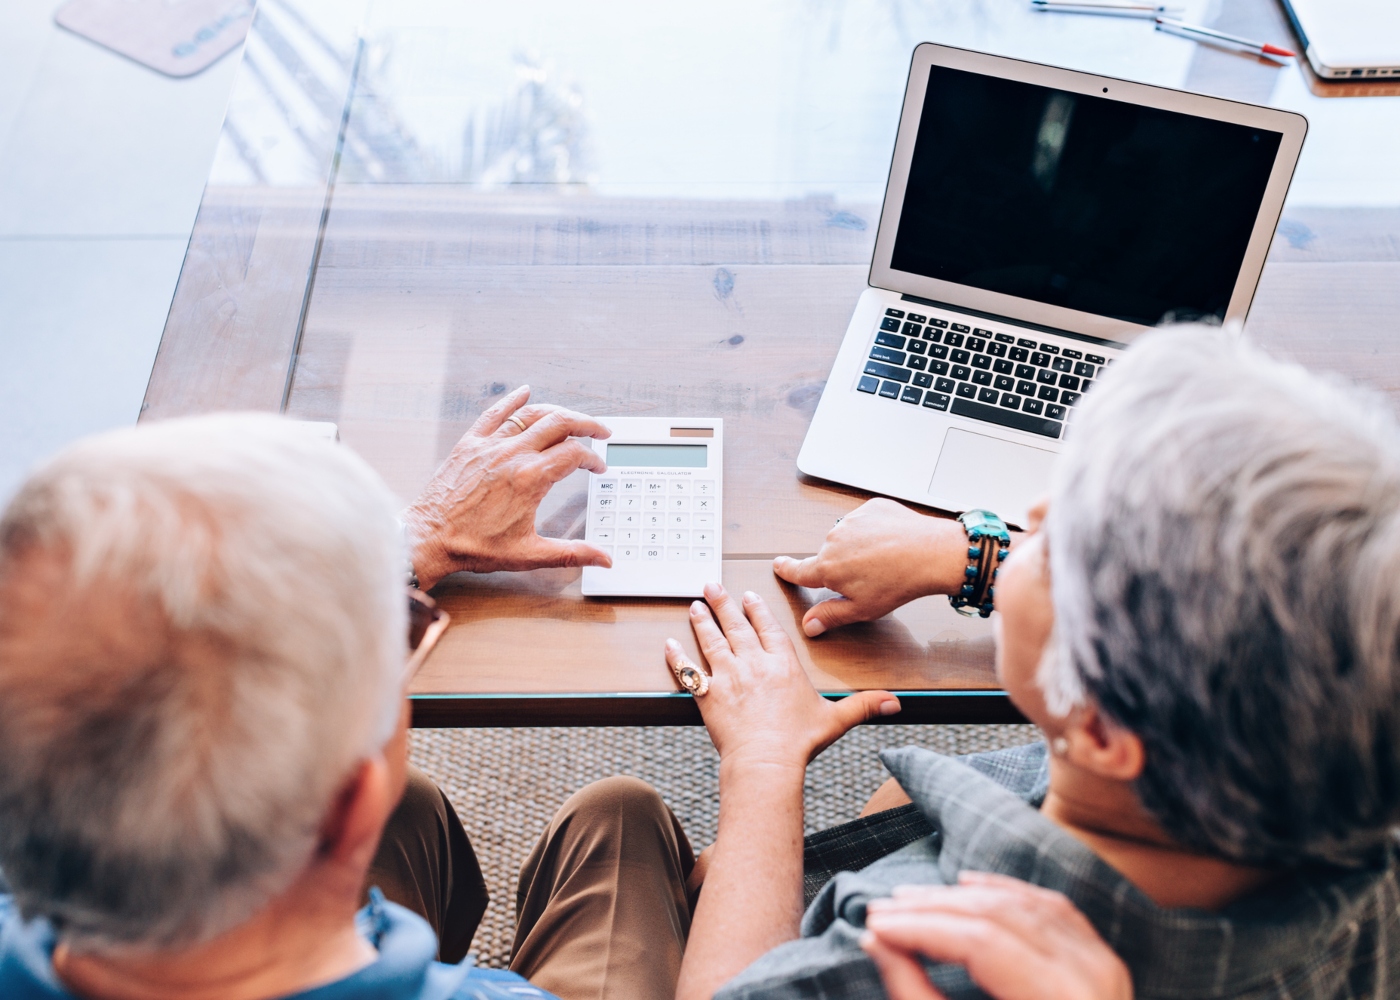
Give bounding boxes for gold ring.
[671,658,710,697]
[506,414,528,433]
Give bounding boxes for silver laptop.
[797,43,1306,529]
[1280,0,1400,80]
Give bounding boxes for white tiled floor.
[0,1,240,502]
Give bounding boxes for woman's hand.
[861,871,1133,1000]
[772,499,969,637]
[669,584,902,1000]
[402,386,613,589]
[665,583,900,769]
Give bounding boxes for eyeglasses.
[405,588,450,681]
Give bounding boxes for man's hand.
[665,583,900,768]
[772,499,969,637]
[402,386,612,589]
[860,872,1133,1000]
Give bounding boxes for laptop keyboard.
[857,307,1117,440]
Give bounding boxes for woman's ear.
[1024,494,1050,533]
[1062,705,1145,782]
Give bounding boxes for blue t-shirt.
[0,889,557,1000]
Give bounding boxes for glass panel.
[274,0,1400,555]
[148,0,370,416]
[209,0,366,188]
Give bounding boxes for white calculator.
[580,417,723,598]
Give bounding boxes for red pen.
[1154,17,1296,59]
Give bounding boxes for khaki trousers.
[367,768,694,1000]
[364,765,489,964]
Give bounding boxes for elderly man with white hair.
[0,392,713,1000]
[665,328,1400,1000]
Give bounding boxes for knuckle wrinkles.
[963,923,995,949]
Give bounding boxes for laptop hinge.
[898,293,1130,350]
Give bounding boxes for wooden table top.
[142,0,1400,726]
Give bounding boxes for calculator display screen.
[607,444,707,468]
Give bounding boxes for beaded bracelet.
[948,509,1011,618]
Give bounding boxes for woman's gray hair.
[0,414,406,951]
[1041,326,1400,867]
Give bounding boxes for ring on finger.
[506,414,528,433]
[670,656,710,697]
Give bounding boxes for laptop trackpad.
[929,428,1056,529]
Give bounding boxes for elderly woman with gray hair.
[669,327,1400,1000]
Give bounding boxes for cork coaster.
[55,0,252,78]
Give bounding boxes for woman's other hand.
[861,871,1132,1000]
[772,498,969,637]
[665,584,900,769]
[670,585,900,1000]
[402,386,612,588]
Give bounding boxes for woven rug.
[409,723,1038,968]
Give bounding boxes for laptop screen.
[890,65,1283,328]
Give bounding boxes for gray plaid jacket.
[718,743,1400,1000]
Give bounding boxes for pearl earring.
[1051,736,1069,756]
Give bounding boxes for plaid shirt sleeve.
[716,744,1050,1000]
[801,742,1047,907]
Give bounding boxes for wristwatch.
[948,509,1010,618]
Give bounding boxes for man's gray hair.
[1041,327,1400,866]
[0,414,406,951]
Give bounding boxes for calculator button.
[646,496,665,510]
[618,529,638,543]
[596,479,617,492]
[643,546,664,561]
[621,480,642,493]
[592,512,614,526]
[668,513,689,527]
[620,495,640,509]
[591,529,614,543]
[694,481,716,496]
[668,530,689,544]
[668,547,689,561]
[594,494,617,509]
[594,546,613,560]
[646,480,666,493]
[693,530,713,545]
[693,514,715,529]
[670,480,690,493]
[618,512,640,527]
[644,513,663,527]
[618,545,638,560]
[695,497,715,512]
[644,530,664,544]
[668,497,689,510]
[692,548,713,561]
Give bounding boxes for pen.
[1154,17,1296,59]
[1032,0,1182,16]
